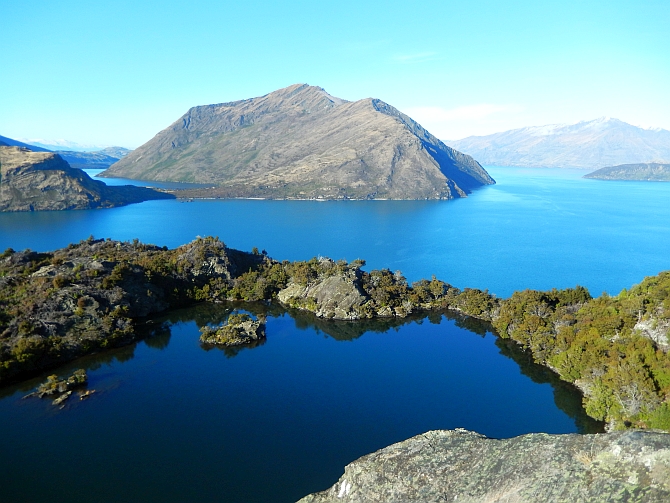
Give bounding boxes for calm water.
[1,167,668,502]
[1,167,669,297]
[0,304,598,503]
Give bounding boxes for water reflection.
[144,301,602,433]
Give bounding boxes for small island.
[584,162,670,181]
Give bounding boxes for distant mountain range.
[584,162,670,181]
[0,134,130,169]
[16,138,110,152]
[448,118,670,169]
[103,84,495,200]
[0,134,51,152]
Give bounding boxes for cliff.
[102,84,494,199]
[299,428,670,502]
[584,162,670,181]
[0,146,172,211]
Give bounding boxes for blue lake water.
[1,167,669,297]
[0,304,598,503]
[1,167,669,502]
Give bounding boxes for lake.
[1,167,669,297]
[1,167,669,502]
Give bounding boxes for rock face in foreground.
[0,146,172,211]
[299,429,670,503]
[584,162,670,181]
[103,84,494,199]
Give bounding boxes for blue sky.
[2,0,669,148]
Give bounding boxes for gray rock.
[278,273,368,320]
[298,429,670,503]
[102,84,494,200]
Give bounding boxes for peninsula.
[0,146,172,212]
[584,162,670,181]
[102,84,495,199]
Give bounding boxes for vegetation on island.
[199,312,266,346]
[1,236,669,431]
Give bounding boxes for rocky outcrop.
[102,84,495,200]
[0,146,172,212]
[299,428,670,503]
[635,317,670,352]
[449,117,670,169]
[278,259,369,319]
[584,163,670,181]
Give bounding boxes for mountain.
[55,147,132,170]
[17,138,109,152]
[448,118,670,169]
[584,162,670,181]
[0,146,172,212]
[103,84,494,200]
[0,135,132,169]
[0,135,50,152]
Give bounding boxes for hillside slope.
[103,84,494,199]
[0,146,171,211]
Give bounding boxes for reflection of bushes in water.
[495,337,604,434]
[150,300,283,330]
[140,322,173,351]
[448,311,491,337]
[200,336,267,358]
[289,308,429,341]
[139,301,602,432]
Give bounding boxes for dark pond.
[0,304,600,503]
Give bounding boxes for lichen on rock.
[298,429,670,502]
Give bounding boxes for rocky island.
[584,162,670,181]
[299,428,670,502]
[102,84,495,199]
[0,146,172,211]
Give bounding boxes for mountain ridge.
[103,84,495,199]
[448,117,670,169]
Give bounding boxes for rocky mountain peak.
[104,85,494,199]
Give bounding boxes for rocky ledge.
[299,429,670,503]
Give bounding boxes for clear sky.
[2,0,669,148]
